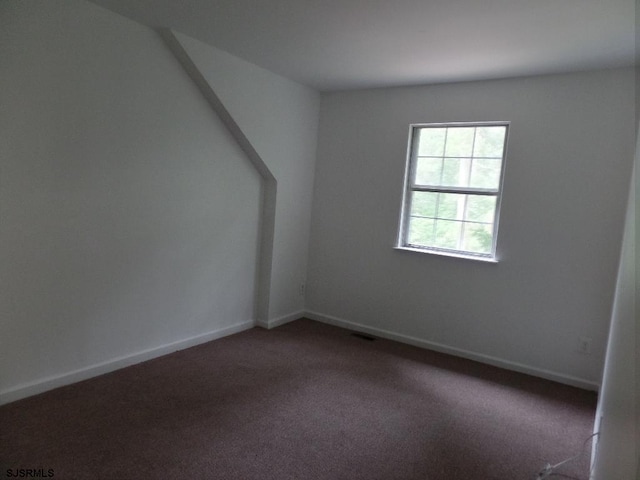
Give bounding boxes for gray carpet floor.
[0,318,597,479]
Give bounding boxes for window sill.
[393,246,499,263]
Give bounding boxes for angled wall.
[0,0,265,402]
[158,29,277,328]
[173,32,320,325]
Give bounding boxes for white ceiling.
[89,0,635,91]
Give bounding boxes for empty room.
[1,1,637,479]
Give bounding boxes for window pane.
[461,222,493,254]
[433,219,461,249]
[465,195,496,223]
[441,157,471,187]
[400,122,507,258]
[473,126,506,158]
[469,158,501,189]
[417,128,446,156]
[435,193,465,221]
[444,127,474,157]
[407,217,435,246]
[410,192,438,218]
[414,157,442,185]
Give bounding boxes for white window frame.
[396,121,509,262]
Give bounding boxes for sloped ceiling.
[89,0,635,91]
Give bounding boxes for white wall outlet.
[578,336,592,354]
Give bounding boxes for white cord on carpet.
[535,432,599,480]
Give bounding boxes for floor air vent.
[350,332,376,341]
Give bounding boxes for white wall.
[591,66,639,479]
[636,64,639,480]
[307,69,635,387]
[0,0,317,403]
[172,33,320,324]
[592,165,636,478]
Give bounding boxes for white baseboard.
[256,310,305,330]
[0,320,254,406]
[1,311,599,405]
[305,310,600,391]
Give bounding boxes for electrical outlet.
[299,283,305,297]
[577,336,592,355]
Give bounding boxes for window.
[397,122,509,261]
